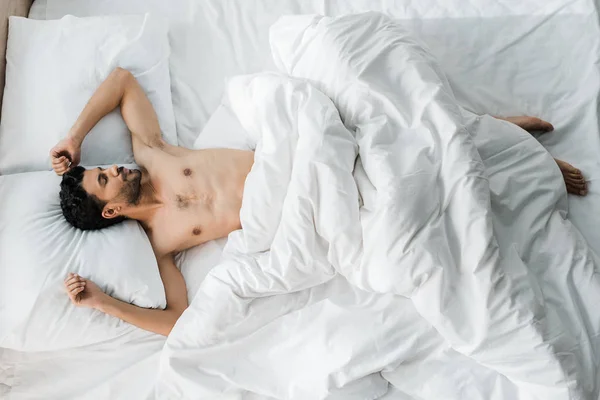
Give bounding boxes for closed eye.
[97,171,107,187]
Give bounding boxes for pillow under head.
[0,169,166,351]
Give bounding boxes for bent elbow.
[161,324,175,337]
[172,306,186,322]
[161,307,185,337]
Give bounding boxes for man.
[54,68,254,336]
[53,68,587,337]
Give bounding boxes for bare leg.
[495,115,588,196]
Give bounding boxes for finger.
[68,285,84,298]
[66,273,81,281]
[55,162,68,170]
[71,286,85,296]
[68,290,78,301]
[65,274,84,286]
[67,280,85,291]
[55,165,69,175]
[51,156,66,165]
[65,275,79,286]
[66,282,82,293]
[54,160,70,170]
[69,294,81,305]
[52,156,69,164]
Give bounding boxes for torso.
[141,146,254,256]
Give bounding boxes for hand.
[50,137,81,175]
[64,273,105,309]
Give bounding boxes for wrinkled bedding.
[156,14,600,400]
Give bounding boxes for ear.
[102,203,125,220]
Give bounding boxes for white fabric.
[155,12,600,395]
[0,14,177,175]
[16,1,600,399]
[0,330,165,400]
[175,238,228,301]
[27,0,600,267]
[0,169,166,351]
[0,236,226,399]
[193,96,253,151]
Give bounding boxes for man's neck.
[125,176,163,225]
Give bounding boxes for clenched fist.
[50,137,81,175]
[64,273,105,309]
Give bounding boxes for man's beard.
[121,170,142,205]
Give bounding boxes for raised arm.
[51,67,164,174]
[64,254,188,336]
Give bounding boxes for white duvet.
[155,13,600,400]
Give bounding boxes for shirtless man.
[52,68,587,337]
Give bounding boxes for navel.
[192,227,201,236]
[183,168,192,177]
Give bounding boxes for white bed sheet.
[0,239,226,400]
[0,330,164,400]
[6,0,599,399]
[29,0,600,257]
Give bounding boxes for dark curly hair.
[59,166,126,230]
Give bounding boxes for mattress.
[3,0,599,399]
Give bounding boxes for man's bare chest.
[147,207,208,254]
[140,148,252,255]
[145,164,216,254]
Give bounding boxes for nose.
[109,165,119,177]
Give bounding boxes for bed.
[2,1,600,399]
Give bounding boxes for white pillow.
[193,94,254,151]
[0,169,166,351]
[0,13,178,175]
[175,238,227,302]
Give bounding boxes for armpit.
[143,134,166,149]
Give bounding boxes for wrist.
[67,128,84,147]
[94,293,111,311]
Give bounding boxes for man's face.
[81,165,142,206]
